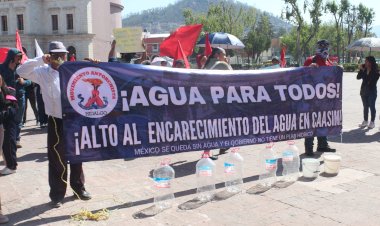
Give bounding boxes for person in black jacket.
[357,56,380,129]
[0,48,22,175]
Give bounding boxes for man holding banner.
[16,41,91,208]
[303,39,336,156]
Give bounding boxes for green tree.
[300,0,324,59]
[244,13,273,63]
[283,0,305,64]
[357,3,375,37]
[325,0,350,63]
[183,1,255,39]
[344,4,358,62]
[283,0,324,63]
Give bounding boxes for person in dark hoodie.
[0,48,22,175]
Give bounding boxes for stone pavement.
[2,72,380,226]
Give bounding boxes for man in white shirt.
[16,41,91,208]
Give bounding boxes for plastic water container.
[302,158,320,178]
[281,140,300,182]
[196,151,216,201]
[224,148,244,192]
[323,154,342,174]
[153,158,175,209]
[258,143,278,187]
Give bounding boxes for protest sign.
[60,63,343,163]
[113,27,145,53]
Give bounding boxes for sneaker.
[368,121,375,129]
[16,141,22,148]
[0,167,16,175]
[358,120,368,128]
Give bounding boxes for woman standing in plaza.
[357,56,380,129]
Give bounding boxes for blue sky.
[122,0,380,26]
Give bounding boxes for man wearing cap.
[0,48,23,175]
[203,47,233,70]
[16,41,92,208]
[303,39,336,156]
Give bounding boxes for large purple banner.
[60,62,343,163]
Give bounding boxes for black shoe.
[317,147,336,153]
[209,155,218,160]
[304,147,314,157]
[219,148,229,155]
[305,152,314,157]
[50,200,63,208]
[74,191,92,200]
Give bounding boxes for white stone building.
[0,0,123,61]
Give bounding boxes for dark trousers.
[16,94,25,141]
[3,107,18,170]
[23,85,38,124]
[304,136,328,152]
[48,116,85,202]
[361,94,377,122]
[36,85,48,125]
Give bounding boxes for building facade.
[143,33,169,60]
[0,0,123,61]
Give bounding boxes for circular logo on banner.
[67,67,118,118]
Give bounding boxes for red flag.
[0,47,10,64]
[160,24,203,58]
[16,30,28,64]
[280,46,286,68]
[69,54,76,62]
[204,33,212,57]
[174,40,190,68]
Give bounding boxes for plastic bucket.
[302,158,320,178]
[323,154,342,174]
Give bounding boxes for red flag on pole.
[174,40,190,68]
[16,30,28,64]
[280,46,286,68]
[204,32,212,57]
[160,24,203,59]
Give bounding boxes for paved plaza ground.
[1,72,380,225]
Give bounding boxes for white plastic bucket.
[302,158,320,178]
[323,154,342,174]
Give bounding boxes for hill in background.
[122,0,292,35]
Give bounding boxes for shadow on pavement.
[329,128,380,143]
[20,127,48,137]
[17,152,48,163]
[6,197,74,226]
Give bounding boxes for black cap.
[316,39,329,48]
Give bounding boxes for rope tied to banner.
[52,117,111,221]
